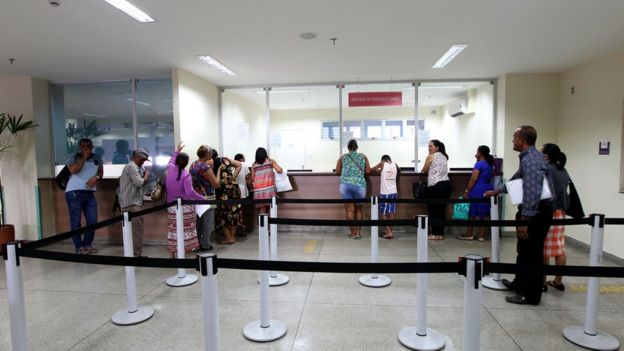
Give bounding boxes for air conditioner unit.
[446,98,469,117]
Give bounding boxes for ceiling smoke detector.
[299,32,317,40]
[49,0,61,7]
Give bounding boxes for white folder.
[506,177,552,205]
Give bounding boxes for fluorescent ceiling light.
[403,85,466,90]
[432,44,468,69]
[256,89,313,94]
[125,98,150,106]
[197,55,236,76]
[103,0,155,23]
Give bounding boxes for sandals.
[381,233,394,239]
[546,280,565,291]
[428,235,444,241]
[456,234,474,241]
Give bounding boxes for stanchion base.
[398,327,446,351]
[482,276,509,291]
[563,325,620,351]
[358,274,392,288]
[112,306,154,326]
[243,320,287,342]
[166,274,199,287]
[257,273,290,286]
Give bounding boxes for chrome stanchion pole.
[167,198,199,287]
[267,196,289,286]
[563,214,620,350]
[4,242,27,351]
[199,253,220,351]
[398,215,446,351]
[359,196,391,287]
[462,255,484,351]
[112,211,154,325]
[483,196,507,290]
[243,214,287,342]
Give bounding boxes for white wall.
[172,68,219,161]
[557,50,624,258]
[0,76,40,239]
[221,90,266,161]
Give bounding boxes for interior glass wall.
[221,88,267,164]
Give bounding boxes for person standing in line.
[371,155,399,239]
[112,139,131,165]
[165,142,205,258]
[541,143,570,292]
[215,157,244,244]
[485,126,554,305]
[421,139,452,240]
[119,148,150,256]
[234,153,251,236]
[252,147,283,216]
[190,145,221,252]
[65,138,103,254]
[335,139,371,239]
[457,145,495,242]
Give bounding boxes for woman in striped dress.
[251,147,283,215]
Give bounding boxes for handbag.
[567,180,585,219]
[55,165,71,190]
[452,197,470,220]
[150,170,168,203]
[412,175,427,199]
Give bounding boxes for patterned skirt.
[167,205,199,253]
[544,209,566,257]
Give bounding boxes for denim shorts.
[340,183,366,200]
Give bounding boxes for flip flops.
[546,280,565,291]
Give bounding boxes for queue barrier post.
[482,196,508,290]
[359,196,391,287]
[462,255,484,351]
[563,214,620,350]
[112,211,154,325]
[398,215,446,351]
[199,253,221,351]
[243,214,287,342]
[3,242,28,351]
[166,198,199,287]
[266,196,289,286]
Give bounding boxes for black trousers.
[514,203,553,304]
[426,180,452,235]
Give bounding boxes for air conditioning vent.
[446,98,470,117]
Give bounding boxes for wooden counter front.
[39,172,470,243]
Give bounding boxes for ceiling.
[1,1,624,87]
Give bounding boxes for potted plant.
[0,112,38,251]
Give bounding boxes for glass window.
[322,121,339,140]
[343,121,361,139]
[364,120,383,139]
[385,120,403,139]
[136,79,174,170]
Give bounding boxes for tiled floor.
[1,226,623,350]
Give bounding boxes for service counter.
[39,171,470,243]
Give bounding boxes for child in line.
[371,155,399,239]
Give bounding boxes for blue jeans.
[65,190,97,251]
[340,183,366,199]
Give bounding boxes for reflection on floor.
[1,227,623,351]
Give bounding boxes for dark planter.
[0,224,15,253]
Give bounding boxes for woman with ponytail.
[165,141,206,257]
[457,145,495,241]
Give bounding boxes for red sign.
[348,92,402,107]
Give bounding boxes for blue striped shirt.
[508,146,553,216]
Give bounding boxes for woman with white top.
[421,139,452,240]
[371,155,399,239]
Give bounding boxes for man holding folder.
[485,126,554,305]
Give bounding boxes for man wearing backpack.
[119,148,150,256]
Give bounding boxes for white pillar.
[462,255,484,351]
[398,215,446,351]
[199,253,221,351]
[112,211,154,325]
[359,196,391,287]
[267,196,289,286]
[166,198,199,287]
[483,196,507,290]
[4,242,27,351]
[563,214,620,350]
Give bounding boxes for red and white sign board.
[348,92,402,107]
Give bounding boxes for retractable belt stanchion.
[462,255,484,351]
[482,196,507,290]
[267,196,289,286]
[199,253,221,351]
[166,198,199,287]
[359,196,391,287]
[3,242,28,351]
[398,215,446,351]
[243,214,287,342]
[563,214,620,350]
[112,212,154,325]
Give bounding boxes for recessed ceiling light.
[103,0,155,23]
[197,55,236,76]
[432,44,468,69]
[299,32,317,40]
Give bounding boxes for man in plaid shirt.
[486,126,554,305]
